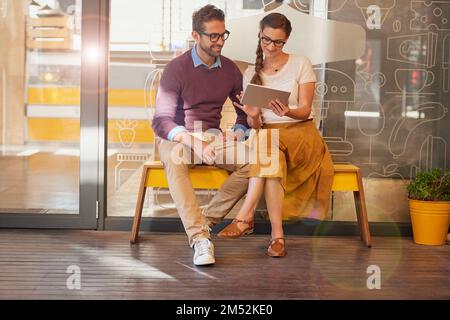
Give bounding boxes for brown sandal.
[267,238,286,257]
[217,218,254,239]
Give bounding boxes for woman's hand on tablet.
[269,99,290,117]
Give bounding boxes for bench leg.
[130,167,148,244]
[354,171,372,248]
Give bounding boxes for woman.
[218,13,334,257]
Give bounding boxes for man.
[152,5,251,266]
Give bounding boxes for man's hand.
[234,91,261,119]
[201,142,216,165]
[173,131,217,164]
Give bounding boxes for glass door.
[0,0,108,228]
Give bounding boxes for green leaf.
[407,169,450,201]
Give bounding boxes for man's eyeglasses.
[197,30,230,42]
[260,35,286,47]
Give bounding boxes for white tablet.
[240,83,291,109]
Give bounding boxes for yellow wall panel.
[28,87,157,106]
[27,118,154,143]
[108,120,154,143]
[28,88,80,105]
[108,90,156,107]
[28,118,80,141]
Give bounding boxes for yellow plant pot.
[409,199,450,245]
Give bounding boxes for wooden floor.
[0,229,449,300]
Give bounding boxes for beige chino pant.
[158,136,250,246]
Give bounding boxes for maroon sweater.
[152,50,248,140]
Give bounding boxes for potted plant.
[407,168,450,245]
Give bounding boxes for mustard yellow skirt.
[247,120,334,220]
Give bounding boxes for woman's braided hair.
[250,13,292,86]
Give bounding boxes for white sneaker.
[193,238,215,266]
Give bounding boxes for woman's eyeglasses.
[197,30,230,42]
[260,35,286,47]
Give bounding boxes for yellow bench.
[130,161,372,247]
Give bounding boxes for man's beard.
[199,42,222,58]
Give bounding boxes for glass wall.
[2,0,446,227]
[0,0,82,214]
[324,0,449,222]
[106,0,449,224]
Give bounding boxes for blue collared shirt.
[191,45,222,69]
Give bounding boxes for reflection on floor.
[0,147,79,214]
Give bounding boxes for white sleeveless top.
[243,54,316,124]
